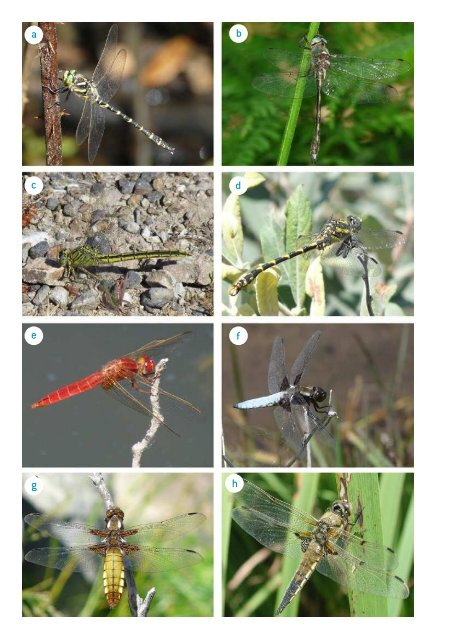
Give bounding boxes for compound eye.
[315,387,327,402]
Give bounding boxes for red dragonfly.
[31,332,199,434]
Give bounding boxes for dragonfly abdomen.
[275,543,323,615]
[234,391,286,409]
[103,547,125,608]
[98,100,175,153]
[31,371,104,408]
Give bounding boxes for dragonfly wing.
[24,546,102,573]
[123,547,203,573]
[96,49,127,103]
[124,513,206,543]
[356,229,406,251]
[125,331,191,359]
[334,528,400,571]
[234,479,318,533]
[289,331,321,386]
[252,72,317,99]
[319,243,382,277]
[75,100,92,145]
[268,336,286,394]
[264,48,307,68]
[323,72,396,104]
[24,514,103,545]
[86,100,106,164]
[273,405,306,459]
[329,54,411,82]
[91,24,119,83]
[105,380,151,417]
[316,550,409,598]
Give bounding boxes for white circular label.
[229,326,248,345]
[229,176,248,195]
[24,176,44,195]
[24,475,44,496]
[229,24,248,44]
[225,474,244,493]
[24,26,43,45]
[24,326,44,345]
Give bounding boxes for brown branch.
[38,22,63,165]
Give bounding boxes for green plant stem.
[277,22,320,166]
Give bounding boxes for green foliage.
[222,22,413,166]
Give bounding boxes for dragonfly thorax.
[330,499,351,520]
[346,216,362,234]
[311,386,327,402]
[311,35,328,48]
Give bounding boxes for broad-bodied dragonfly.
[57,24,175,163]
[24,506,205,609]
[234,331,337,462]
[252,35,411,163]
[231,479,409,615]
[229,215,405,296]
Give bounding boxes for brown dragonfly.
[24,506,205,609]
[231,479,409,615]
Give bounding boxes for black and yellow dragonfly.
[229,215,404,296]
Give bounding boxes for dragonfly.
[231,479,409,615]
[58,244,190,279]
[24,506,205,609]
[229,215,405,296]
[31,331,200,435]
[57,24,175,163]
[252,34,411,163]
[234,331,337,462]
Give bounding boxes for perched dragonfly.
[31,332,200,435]
[56,24,174,163]
[231,479,409,615]
[252,34,411,163]
[58,244,189,279]
[24,506,205,609]
[229,215,405,296]
[234,331,337,461]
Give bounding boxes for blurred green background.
[222,172,413,316]
[223,472,414,617]
[222,22,413,166]
[23,473,213,616]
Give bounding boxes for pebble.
[49,286,69,307]
[141,287,174,310]
[29,241,50,259]
[125,271,142,288]
[133,178,152,195]
[32,285,50,306]
[46,197,59,211]
[70,290,100,310]
[117,179,135,194]
[90,182,105,196]
[119,220,140,234]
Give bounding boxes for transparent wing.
[75,101,92,146]
[232,479,317,556]
[356,229,406,251]
[329,54,411,82]
[86,101,106,164]
[96,49,127,103]
[24,546,103,573]
[321,72,397,104]
[267,336,287,394]
[252,72,318,99]
[125,332,191,359]
[123,513,206,543]
[289,331,321,386]
[273,405,306,459]
[316,549,409,598]
[318,244,382,277]
[91,24,119,84]
[123,547,203,573]
[334,528,400,571]
[24,513,103,545]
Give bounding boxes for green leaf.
[256,270,280,315]
[285,185,312,309]
[222,193,244,266]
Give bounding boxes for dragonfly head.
[137,355,155,376]
[105,507,125,529]
[62,69,77,87]
[310,35,327,47]
[312,386,327,403]
[331,500,351,520]
[347,216,362,233]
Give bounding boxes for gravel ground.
[22,172,213,316]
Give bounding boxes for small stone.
[22,302,35,315]
[141,287,174,310]
[86,233,112,254]
[23,259,64,285]
[63,203,79,218]
[32,285,50,306]
[125,271,143,288]
[46,197,59,211]
[90,210,106,224]
[133,178,152,195]
[147,191,163,204]
[141,226,151,240]
[117,179,135,194]
[119,220,140,234]
[29,241,50,259]
[70,290,100,310]
[90,182,105,196]
[49,286,69,307]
